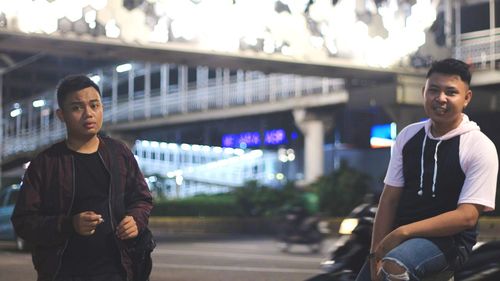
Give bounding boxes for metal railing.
[454,28,500,70]
[2,69,346,160]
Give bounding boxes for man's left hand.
[375,227,407,258]
[116,215,138,240]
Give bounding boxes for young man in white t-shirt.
[355,58,498,281]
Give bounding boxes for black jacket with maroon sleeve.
[11,136,153,281]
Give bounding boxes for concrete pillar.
[0,74,3,188]
[293,109,326,185]
[128,66,135,121]
[144,62,151,119]
[160,64,169,116]
[111,69,118,123]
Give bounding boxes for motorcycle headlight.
[338,218,359,235]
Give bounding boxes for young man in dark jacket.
[11,74,153,281]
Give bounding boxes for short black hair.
[426,58,471,85]
[56,74,101,109]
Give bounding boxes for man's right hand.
[72,211,104,236]
[370,256,381,281]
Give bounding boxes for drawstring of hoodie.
[418,136,427,196]
[418,135,442,198]
[431,140,442,197]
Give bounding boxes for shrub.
[152,193,239,217]
[232,180,299,217]
[311,160,370,216]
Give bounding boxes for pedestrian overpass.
[1,61,347,188]
[1,61,347,160]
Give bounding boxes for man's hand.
[369,255,382,281]
[73,211,104,236]
[370,227,408,280]
[375,227,407,257]
[116,215,138,240]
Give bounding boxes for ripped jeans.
[354,238,453,281]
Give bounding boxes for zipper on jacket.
[98,151,127,279]
[52,155,76,281]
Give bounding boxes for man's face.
[423,72,472,126]
[56,86,103,139]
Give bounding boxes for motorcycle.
[306,200,500,281]
[454,240,500,281]
[277,206,330,253]
[304,202,376,281]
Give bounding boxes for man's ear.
[56,108,65,123]
[464,89,472,108]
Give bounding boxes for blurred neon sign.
[222,128,288,148]
[370,123,396,148]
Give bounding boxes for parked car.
[0,183,28,251]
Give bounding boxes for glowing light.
[339,218,359,235]
[84,10,97,24]
[105,20,120,38]
[32,99,46,108]
[10,108,22,118]
[89,0,108,10]
[23,162,31,170]
[263,38,275,54]
[281,45,293,56]
[370,122,397,148]
[278,154,288,163]
[116,63,132,73]
[310,36,324,49]
[150,16,169,43]
[175,175,184,185]
[89,75,101,84]
[0,0,441,68]
[234,149,245,156]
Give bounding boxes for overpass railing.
[454,27,500,70]
[2,67,345,160]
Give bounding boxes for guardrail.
[455,28,500,70]
[2,73,345,160]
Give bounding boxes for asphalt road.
[0,236,334,281]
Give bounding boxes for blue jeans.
[355,238,452,281]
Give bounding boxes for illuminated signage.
[222,132,260,148]
[370,123,396,148]
[264,129,287,145]
[222,128,289,148]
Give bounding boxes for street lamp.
[32,99,46,108]
[9,107,22,118]
[10,104,23,149]
[32,99,50,145]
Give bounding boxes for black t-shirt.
[59,150,122,277]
